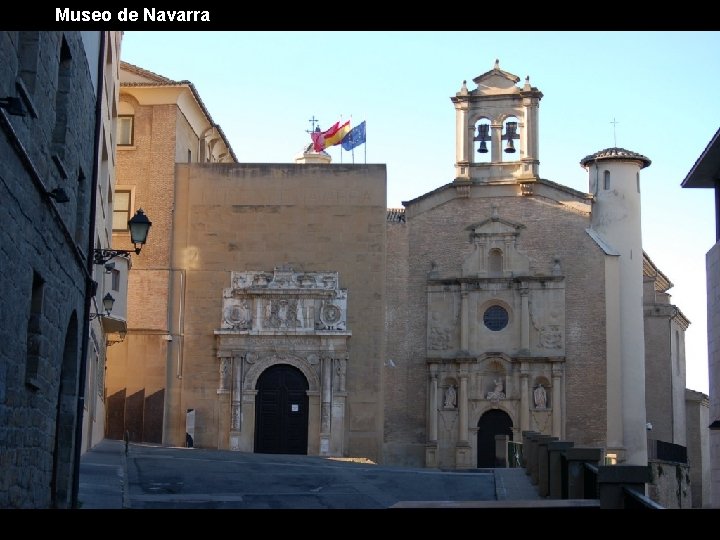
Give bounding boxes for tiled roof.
[120,61,176,83]
[119,62,237,163]
[580,147,651,169]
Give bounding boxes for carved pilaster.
[458,366,469,443]
[218,356,231,394]
[552,365,563,438]
[321,357,332,434]
[520,365,530,432]
[460,287,469,351]
[333,357,347,393]
[520,287,530,351]
[429,364,438,442]
[231,353,243,431]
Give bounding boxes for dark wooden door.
[254,364,309,455]
[477,409,513,467]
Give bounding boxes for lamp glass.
[102,292,115,314]
[128,209,152,246]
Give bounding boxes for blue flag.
[341,121,366,151]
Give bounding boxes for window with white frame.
[117,115,134,146]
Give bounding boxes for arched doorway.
[477,409,513,468]
[254,364,309,454]
[52,312,79,508]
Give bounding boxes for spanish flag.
[311,120,351,152]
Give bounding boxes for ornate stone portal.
[425,211,566,468]
[214,266,350,456]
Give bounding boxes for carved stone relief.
[223,299,253,329]
[220,267,348,332]
[216,266,351,456]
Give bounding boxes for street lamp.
[93,208,152,265]
[89,292,115,320]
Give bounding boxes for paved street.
[79,439,516,509]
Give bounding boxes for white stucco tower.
[581,147,652,466]
[451,59,543,184]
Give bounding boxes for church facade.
[107,61,706,483]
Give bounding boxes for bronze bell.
[502,121,518,153]
[474,123,490,153]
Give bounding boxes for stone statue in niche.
[486,378,506,405]
[534,384,547,410]
[443,384,457,408]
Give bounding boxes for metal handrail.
[623,487,665,509]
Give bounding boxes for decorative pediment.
[470,60,521,95]
[462,207,530,277]
[465,216,525,239]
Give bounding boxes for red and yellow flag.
[311,120,351,152]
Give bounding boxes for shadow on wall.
[105,388,164,443]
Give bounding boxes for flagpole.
[364,121,367,164]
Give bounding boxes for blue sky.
[120,31,719,393]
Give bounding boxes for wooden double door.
[254,364,309,455]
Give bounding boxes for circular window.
[483,305,509,331]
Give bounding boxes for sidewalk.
[77,439,128,509]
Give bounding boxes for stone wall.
[647,460,692,509]
[169,163,387,461]
[0,31,99,508]
[384,182,608,467]
[709,242,720,508]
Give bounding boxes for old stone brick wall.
[170,163,387,461]
[648,460,692,508]
[383,183,608,466]
[384,215,417,463]
[644,306,674,442]
[0,31,98,508]
[106,96,179,444]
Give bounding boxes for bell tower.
[451,60,543,183]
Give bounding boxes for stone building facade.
[0,31,121,508]
[681,127,720,507]
[105,61,704,494]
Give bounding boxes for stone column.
[216,352,232,450]
[552,366,562,438]
[458,368,469,443]
[231,353,243,432]
[504,238,513,274]
[520,288,530,351]
[455,366,472,468]
[331,356,347,456]
[520,365,530,432]
[491,123,502,163]
[255,300,264,330]
[429,364,438,442]
[460,287,469,351]
[455,103,469,165]
[217,353,232,395]
[320,356,332,454]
